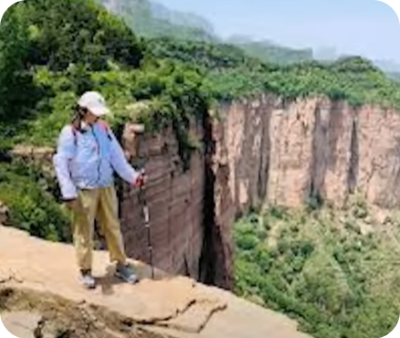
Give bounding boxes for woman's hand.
[133,170,147,188]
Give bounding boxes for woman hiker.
[53,91,146,289]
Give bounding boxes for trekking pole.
[137,169,154,280]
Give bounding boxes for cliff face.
[215,95,400,211]
[114,95,400,290]
[119,122,205,282]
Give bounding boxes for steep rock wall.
[119,123,205,281]
[215,95,400,211]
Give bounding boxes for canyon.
[116,94,400,290]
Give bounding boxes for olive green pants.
[71,186,127,271]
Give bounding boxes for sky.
[155,0,400,63]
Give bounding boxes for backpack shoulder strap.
[98,120,113,141]
[70,124,78,147]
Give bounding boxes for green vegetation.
[0,159,71,242]
[0,0,208,155]
[234,196,400,338]
[0,0,144,123]
[144,37,400,108]
[205,57,400,107]
[11,61,207,163]
[146,37,264,71]
[229,38,313,65]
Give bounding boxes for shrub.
[0,161,71,242]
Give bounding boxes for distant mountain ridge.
[227,37,314,65]
[149,1,215,34]
[96,0,315,65]
[98,0,216,41]
[97,0,400,72]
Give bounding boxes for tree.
[0,2,37,121]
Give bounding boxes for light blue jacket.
[53,121,139,200]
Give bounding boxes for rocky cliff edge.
[0,225,311,338]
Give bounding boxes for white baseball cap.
[78,91,110,117]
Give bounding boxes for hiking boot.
[80,270,96,289]
[115,263,138,284]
